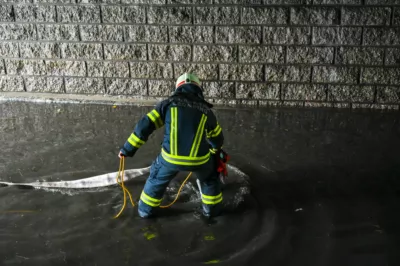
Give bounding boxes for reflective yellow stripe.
[147,112,157,124]
[210,126,222,137]
[202,193,222,200]
[174,109,177,155]
[151,110,163,128]
[190,114,207,157]
[207,124,222,138]
[202,197,223,205]
[170,107,178,155]
[210,148,218,154]
[147,109,163,129]
[151,109,161,119]
[202,193,223,205]
[161,148,210,166]
[140,191,162,207]
[128,133,145,148]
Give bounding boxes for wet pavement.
[0,101,400,266]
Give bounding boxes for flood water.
[0,102,399,266]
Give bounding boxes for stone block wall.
[0,0,399,109]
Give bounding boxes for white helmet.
[175,73,201,89]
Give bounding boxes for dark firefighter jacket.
[120,84,224,170]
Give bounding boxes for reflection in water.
[0,102,400,266]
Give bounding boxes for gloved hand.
[118,151,126,159]
[216,149,230,184]
[118,148,133,158]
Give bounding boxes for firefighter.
[119,73,225,218]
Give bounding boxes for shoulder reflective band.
[128,133,145,148]
[190,114,207,157]
[201,192,223,205]
[207,124,222,138]
[147,109,163,129]
[162,149,210,166]
[170,107,178,155]
[140,191,162,207]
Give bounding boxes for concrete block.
[0,76,24,92]
[265,0,311,3]
[337,47,384,65]
[265,65,311,82]
[239,46,283,63]
[107,78,147,96]
[65,77,104,94]
[87,62,129,78]
[123,0,165,3]
[287,47,334,64]
[313,66,359,83]
[291,7,338,25]
[314,0,361,3]
[0,24,36,40]
[105,62,129,78]
[194,45,237,63]
[386,48,400,65]
[169,26,213,43]
[214,0,260,3]
[394,8,400,26]
[6,59,46,75]
[20,43,60,59]
[202,82,235,98]
[80,25,123,42]
[327,85,374,102]
[0,61,4,74]
[102,6,145,23]
[242,7,288,25]
[24,76,64,93]
[149,44,191,61]
[61,43,103,60]
[365,0,400,3]
[148,7,191,24]
[34,0,76,2]
[57,5,100,23]
[0,42,19,57]
[195,7,239,25]
[282,84,327,101]
[15,4,55,22]
[76,0,121,3]
[131,62,173,79]
[236,82,280,100]
[125,25,168,43]
[264,27,310,45]
[173,63,217,80]
[362,68,400,85]
[342,7,391,26]
[148,80,175,96]
[363,28,400,46]
[103,44,146,60]
[169,0,212,3]
[312,27,361,45]
[87,61,103,77]
[377,86,400,103]
[216,26,262,44]
[37,24,79,41]
[220,64,263,81]
[0,4,13,22]
[46,60,86,77]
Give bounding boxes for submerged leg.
[138,155,178,218]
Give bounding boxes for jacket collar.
[173,84,204,100]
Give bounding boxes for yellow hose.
[113,156,135,219]
[113,157,192,218]
[160,172,192,208]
